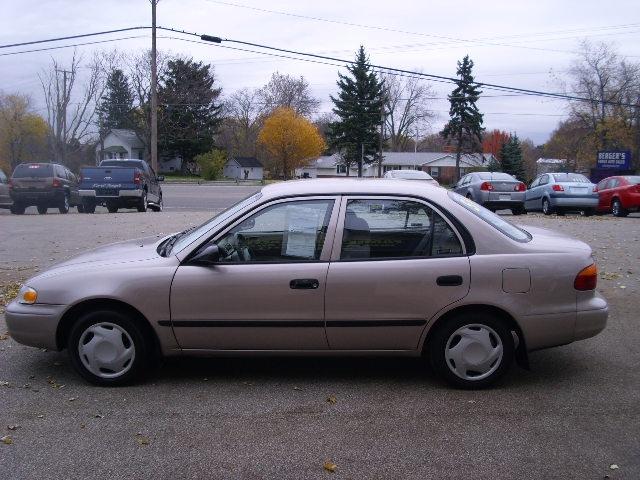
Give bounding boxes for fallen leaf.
[135,434,150,446]
[293,386,302,391]
[53,362,62,367]
[609,464,619,470]
[7,425,19,431]
[0,381,10,387]
[0,333,9,341]
[326,395,337,404]
[36,415,44,419]
[1,435,12,445]
[68,397,77,402]
[323,461,337,473]
[94,414,104,419]
[80,423,86,429]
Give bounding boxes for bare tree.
[258,72,320,117]
[218,88,263,157]
[381,72,434,152]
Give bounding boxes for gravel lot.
[1,192,639,479]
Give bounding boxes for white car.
[384,169,440,186]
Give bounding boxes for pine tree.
[328,46,384,177]
[441,55,484,182]
[97,69,134,131]
[158,58,222,162]
[500,134,526,180]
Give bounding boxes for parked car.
[383,169,440,186]
[79,159,163,213]
[9,163,81,215]
[595,175,640,217]
[525,173,598,216]
[0,169,12,209]
[453,172,526,214]
[5,179,607,389]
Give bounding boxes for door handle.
[436,275,463,287]
[290,278,320,290]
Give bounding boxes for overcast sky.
[1,0,639,144]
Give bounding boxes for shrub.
[194,149,227,180]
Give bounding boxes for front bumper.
[4,301,66,350]
[79,189,143,198]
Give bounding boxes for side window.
[340,199,462,260]
[597,179,608,191]
[216,200,334,263]
[609,179,619,188]
[529,177,540,188]
[539,175,549,186]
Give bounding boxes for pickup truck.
[79,159,163,213]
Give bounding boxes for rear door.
[324,196,470,351]
[10,164,53,199]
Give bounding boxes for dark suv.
[10,163,81,215]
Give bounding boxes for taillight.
[480,181,494,191]
[552,184,564,192]
[574,264,597,291]
[593,186,598,192]
[52,178,61,188]
[134,172,142,185]
[514,182,526,192]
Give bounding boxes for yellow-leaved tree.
[258,107,325,179]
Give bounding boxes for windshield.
[448,191,531,242]
[551,173,590,183]
[167,192,263,254]
[100,160,145,169]
[13,164,53,178]
[393,170,433,179]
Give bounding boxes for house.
[295,152,492,184]
[536,158,567,175]
[224,157,264,180]
[96,129,183,173]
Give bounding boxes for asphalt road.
[0,185,639,479]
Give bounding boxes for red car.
[595,175,640,217]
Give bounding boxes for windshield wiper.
[159,226,197,257]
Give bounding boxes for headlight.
[18,285,38,304]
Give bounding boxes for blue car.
[525,173,598,216]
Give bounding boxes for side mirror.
[190,244,220,265]
[157,175,165,182]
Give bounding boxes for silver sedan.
[6,179,607,389]
[453,172,527,215]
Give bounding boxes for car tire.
[77,203,84,213]
[428,312,514,389]
[59,193,70,214]
[37,205,48,215]
[583,208,595,217]
[612,199,628,217]
[511,206,526,215]
[137,191,148,212]
[83,201,96,214]
[107,204,118,213]
[542,198,552,215]
[151,195,163,212]
[10,204,25,215]
[67,309,152,386]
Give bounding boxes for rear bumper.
[80,189,143,198]
[4,301,65,350]
[574,292,608,341]
[549,195,598,208]
[11,190,63,205]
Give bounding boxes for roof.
[108,129,144,149]
[307,152,488,169]
[260,178,445,200]
[537,158,566,164]
[232,157,263,168]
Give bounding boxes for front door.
[170,197,339,350]
[324,197,470,350]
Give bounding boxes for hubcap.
[445,324,503,381]
[613,201,619,215]
[543,200,549,213]
[78,322,135,379]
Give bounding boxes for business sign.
[597,151,631,169]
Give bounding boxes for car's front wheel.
[67,310,152,386]
[428,312,514,389]
[612,199,628,217]
[59,193,70,214]
[137,191,148,212]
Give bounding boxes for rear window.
[100,160,144,170]
[448,191,531,242]
[551,173,590,183]
[12,164,53,178]
[477,172,514,181]
[393,170,433,180]
[622,176,640,185]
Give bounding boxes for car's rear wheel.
[107,204,118,213]
[428,312,514,389]
[77,203,84,213]
[612,199,628,217]
[58,193,70,214]
[542,198,552,215]
[83,201,96,214]
[67,310,152,386]
[583,208,595,217]
[37,205,48,215]
[137,191,148,212]
[10,204,25,215]
[511,206,526,215]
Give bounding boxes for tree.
[157,58,223,162]
[194,149,227,180]
[543,118,593,171]
[218,88,263,157]
[482,129,510,160]
[258,72,320,117]
[500,134,526,180]
[97,69,134,131]
[441,55,484,182]
[328,46,384,176]
[381,72,433,152]
[0,93,49,172]
[520,137,541,182]
[258,107,325,179]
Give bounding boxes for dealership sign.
[596,151,632,169]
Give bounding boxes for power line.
[0,35,150,57]
[0,27,150,49]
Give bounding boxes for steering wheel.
[234,233,253,262]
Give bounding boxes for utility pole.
[150,0,159,172]
[378,108,384,178]
[55,68,72,164]
[359,143,364,178]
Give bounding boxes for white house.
[96,129,183,173]
[224,157,264,180]
[296,152,492,183]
